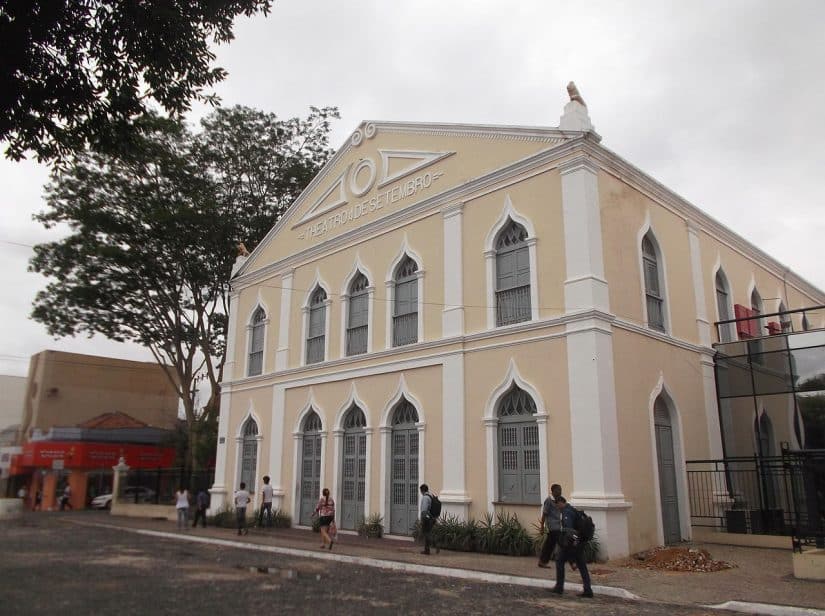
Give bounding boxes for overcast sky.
[1,0,824,377]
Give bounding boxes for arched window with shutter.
[247,307,266,376]
[642,233,665,332]
[495,219,531,327]
[306,287,327,364]
[392,256,418,346]
[496,385,539,503]
[346,273,369,356]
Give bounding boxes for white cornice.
[233,127,823,303]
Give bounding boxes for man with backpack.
[551,496,594,598]
[419,483,441,555]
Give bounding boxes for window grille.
[248,307,266,376]
[495,219,531,327]
[306,287,327,364]
[642,235,665,332]
[393,256,419,346]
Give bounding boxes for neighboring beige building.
[0,375,26,433]
[21,350,179,438]
[209,89,825,559]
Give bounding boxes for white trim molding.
[385,236,425,349]
[482,359,548,513]
[647,377,692,544]
[483,194,539,329]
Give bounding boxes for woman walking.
[175,487,190,531]
[314,488,336,550]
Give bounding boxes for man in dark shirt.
[551,497,593,598]
[538,483,563,568]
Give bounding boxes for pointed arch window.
[495,219,531,327]
[248,307,266,376]
[393,256,418,346]
[715,270,732,342]
[496,385,539,503]
[306,287,327,364]
[240,417,259,492]
[642,234,665,332]
[346,273,369,356]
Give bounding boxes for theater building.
[209,90,824,558]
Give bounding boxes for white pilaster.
[223,292,240,382]
[269,385,286,510]
[439,354,470,518]
[701,354,724,458]
[560,156,609,313]
[291,432,302,523]
[276,270,294,371]
[364,427,373,519]
[442,202,465,337]
[332,428,343,514]
[378,426,392,524]
[687,221,711,347]
[209,389,232,512]
[561,153,630,559]
[484,417,497,514]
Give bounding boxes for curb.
[73,520,824,615]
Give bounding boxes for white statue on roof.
[560,81,594,133]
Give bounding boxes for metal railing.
[118,468,215,505]
[687,453,824,542]
[306,336,325,364]
[392,313,418,346]
[496,285,531,327]
[346,325,367,355]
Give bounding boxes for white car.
[91,486,155,509]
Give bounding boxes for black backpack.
[573,508,595,542]
[428,494,442,518]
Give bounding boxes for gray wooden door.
[654,400,681,544]
[389,427,419,535]
[299,433,322,526]
[341,430,366,530]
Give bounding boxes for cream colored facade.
[211,97,825,558]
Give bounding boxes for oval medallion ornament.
[350,129,363,147]
[349,158,376,197]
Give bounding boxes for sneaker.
[537,562,550,568]
[578,590,594,598]
[551,586,563,595]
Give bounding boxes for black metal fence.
[118,468,214,506]
[687,452,824,543]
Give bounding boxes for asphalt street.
[1,513,730,615]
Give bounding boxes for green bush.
[252,507,292,529]
[207,506,237,528]
[357,513,384,538]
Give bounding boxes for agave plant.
[357,513,384,538]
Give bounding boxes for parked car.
[90,486,156,509]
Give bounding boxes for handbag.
[328,520,338,540]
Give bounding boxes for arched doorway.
[299,410,323,526]
[654,397,681,544]
[389,398,419,535]
[340,404,366,530]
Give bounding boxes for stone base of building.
[793,548,825,581]
[0,498,23,519]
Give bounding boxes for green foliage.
[357,513,384,539]
[252,508,292,529]
[207,506,237,528]
[413,511,535,557]
[582,533,602,563]
[2,1,273,163]
[29,106,338,471]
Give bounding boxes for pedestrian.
[33,489,42,511]
[175,486,190,531]
[60,484,73,511]
[419,483,440,555]
[538,483,563,568]
[551,497,593,598]
[192,488,209,528]
[234,481,250,536]
[17,486,27,508]
[259,475,273,527]
[313,488,335,550]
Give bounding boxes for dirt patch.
[623,547,736,573]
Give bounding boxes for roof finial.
[567,81,586,107]
[559,81,595,133]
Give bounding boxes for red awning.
[17,441,176,470]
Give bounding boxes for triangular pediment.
[238,120,575,276]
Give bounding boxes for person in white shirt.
[234,482,251,536]
[259,475,274,528]
[175,487,190,530]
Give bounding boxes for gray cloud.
[2,0,823,375]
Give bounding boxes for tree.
[0,1,272,163]
[29,106,338,471]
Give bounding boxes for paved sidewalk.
[77,512,824,613]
